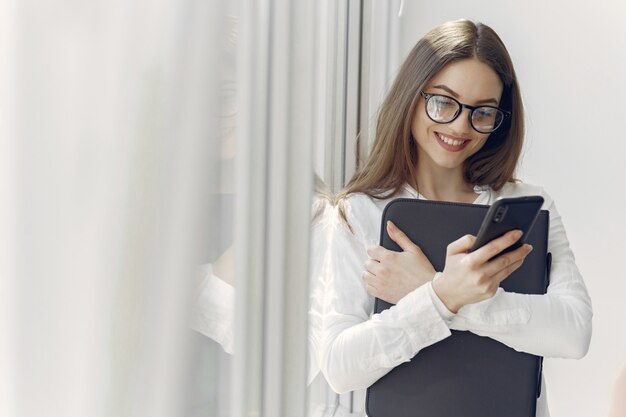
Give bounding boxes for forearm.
[450,287,592,358]
[318,283,450,393]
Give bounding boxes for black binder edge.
[536,251,552,398]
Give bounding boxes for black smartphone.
[470,196,544,254]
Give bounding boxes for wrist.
[432,277,461,314]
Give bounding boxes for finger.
[387,221,421,254]
[362,273,382,298]
[490,257,525,285]
[364,259,385,276]
[362,270,377,285]
[446,234,477,255]
[364,282,378,297]
[470,229,524,264]
[366,245,387,261]
[482,244,533,277]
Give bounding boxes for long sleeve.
[309,198,452,394]
[448,189,593,359]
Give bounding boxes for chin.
[433,156,465,170]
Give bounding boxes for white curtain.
[0,0,223,415]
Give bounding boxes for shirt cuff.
[378,282,452,358]
[427,275,456,322]
[190,265,235,354]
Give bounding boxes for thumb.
[387,221,420,253]
[446,234,476,255]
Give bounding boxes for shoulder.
[342,192,383,210]
[331,192,394,242]
[340,192,397,221]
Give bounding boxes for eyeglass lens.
[426,95,504,133]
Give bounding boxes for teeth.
[438,134,466,146]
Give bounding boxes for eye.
[474,107,497,119]
[432,96,456,108]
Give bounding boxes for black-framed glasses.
[419,91,511,134]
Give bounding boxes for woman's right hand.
[432,230,533,313]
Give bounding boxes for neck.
[414,160,476,203]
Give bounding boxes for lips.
[435,132,470,152]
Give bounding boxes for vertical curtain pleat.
[0,1,223,415]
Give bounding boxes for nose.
[449,106,473,135]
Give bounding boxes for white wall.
[399,2,626,416]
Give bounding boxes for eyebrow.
[431,84,499,105]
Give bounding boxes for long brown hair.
[337,19,524,204]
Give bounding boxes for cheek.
[467,136,489,154]
[411,112,435,142]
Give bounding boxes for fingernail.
[526,244,533,252]
[387,220,396,231]
[514,230,523,239]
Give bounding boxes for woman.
[309,19,592,416]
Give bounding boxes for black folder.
[365,198,550,417]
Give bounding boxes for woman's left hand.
[363,221,436,304]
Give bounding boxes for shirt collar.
[402,183,491,204]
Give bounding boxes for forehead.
[426,58,503,102]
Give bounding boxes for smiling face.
[411,58,504,174]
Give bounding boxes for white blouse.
[308,181,593,417]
